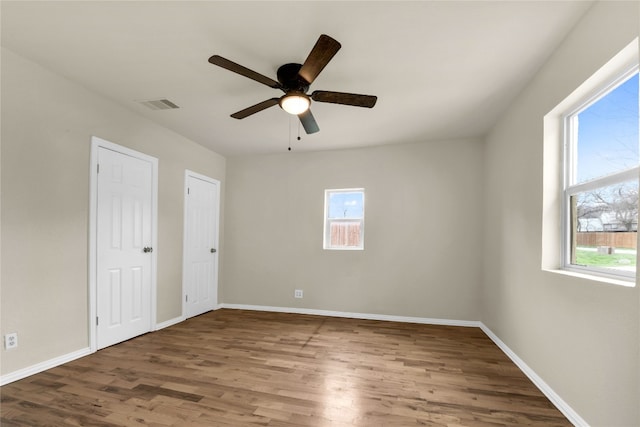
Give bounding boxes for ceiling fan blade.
[298,109,319,134]
[311,91,377,108]
[298,34,341,85]
[230,98,280,119]
[209,55,282,89]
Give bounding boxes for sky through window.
[576,73,639,183]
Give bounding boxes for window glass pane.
[575,73,639,184]
[328,191,364,219]
[571,179,638,274]
[324,189,365,250]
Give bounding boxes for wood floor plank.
[1,309,571,426]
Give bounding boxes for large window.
[563,68,639,279]
[324,189,365,250]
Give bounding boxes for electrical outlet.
[4,333,18,350]
[294,289,303,299]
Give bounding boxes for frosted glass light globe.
[280,94,310,115]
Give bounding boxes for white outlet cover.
[5,333,18,349]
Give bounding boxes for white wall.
[223,139,484,321]
[482,2,639,425]
[0,48,226,376]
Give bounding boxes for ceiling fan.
[208,34,377,134]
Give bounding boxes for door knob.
[143,247,153,253]
[210,248,217,253]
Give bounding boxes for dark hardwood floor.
[1,309,571,426]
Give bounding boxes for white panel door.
[184,173,219,318]
[96,147,153,349]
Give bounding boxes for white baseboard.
[0,347,91,386]
[155,315,185,331]
[479,323,588,427]
[219,303,480,328]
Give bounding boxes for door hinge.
[185,295,188,302]
[187,187,190,195]
[96,316,99,326]
[97,164,100,174]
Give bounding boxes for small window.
[324,189,365,250]
[563,69,639,279]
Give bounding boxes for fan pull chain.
[297,120,302,141]
[288,115,292,151]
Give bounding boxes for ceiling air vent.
[139,99,180,110]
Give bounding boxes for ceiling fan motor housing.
[277,63,310,93]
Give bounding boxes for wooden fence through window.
[576,232,638,249]
[330,222,361,247]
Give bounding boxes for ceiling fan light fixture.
[280,93,310,115]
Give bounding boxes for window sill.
[543,268,636,287]
[323,247,364,251]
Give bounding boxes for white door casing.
[183,171,220,318]
[89,137,158,351]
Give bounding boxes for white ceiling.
[1,1,593,157]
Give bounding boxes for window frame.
[561,66,639,281]
[323,188,365,251]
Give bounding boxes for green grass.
[575,247,636,268]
